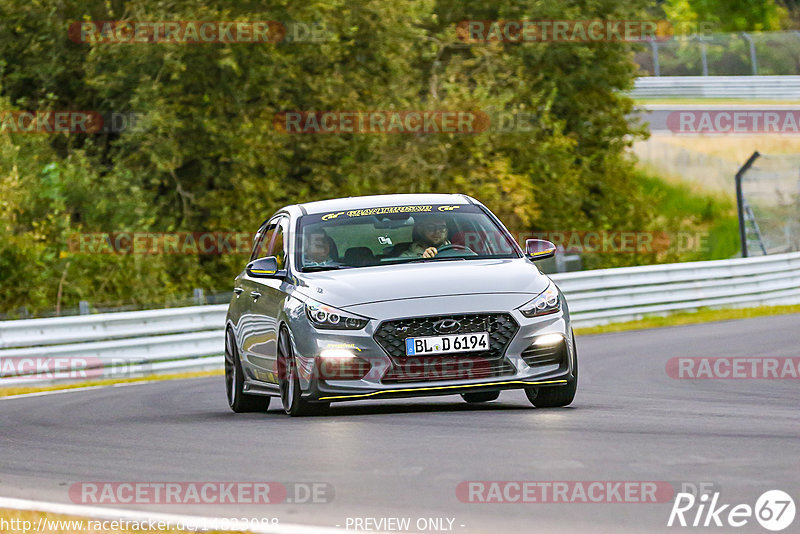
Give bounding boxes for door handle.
[250,291,261,300]
[233,287,243,295]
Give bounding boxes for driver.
[400,214,451,258]
[303,228,336,266]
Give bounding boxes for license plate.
[405,332,489,356]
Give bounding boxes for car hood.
[293,258,550,310]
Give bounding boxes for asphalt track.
[1,314,799,533]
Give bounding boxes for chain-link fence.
[737,153,800,256]
[635,31,800,76]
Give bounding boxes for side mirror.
[525,239,556,260]
[246,256,280,278]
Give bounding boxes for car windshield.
[295,204,521,271]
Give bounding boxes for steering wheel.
[436,244,477,257]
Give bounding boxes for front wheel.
[526,332,578,408]
[225,328,270,413]
[278,329,329,417]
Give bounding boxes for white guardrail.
[632,75,800,99]
[1,251,799,386]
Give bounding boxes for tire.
[526,332,578,408]
[277,328,329,417]
[225,328,270,413]
[461,390,500,403]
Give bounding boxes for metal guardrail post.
[649,40,660,77]
[741,33,758,75]
[193,288,205,305]
[700,40,709,76]
[79,301,90,315]
[554,245,566,272]
[735,151,761,258]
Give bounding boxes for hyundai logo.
[433,319,461,334]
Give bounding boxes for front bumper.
[288,295,575,403]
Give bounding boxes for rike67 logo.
[668,490,795,531]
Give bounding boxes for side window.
[250,223,274,262]
[265,218,287,269]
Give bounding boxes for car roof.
[297,194,473,215]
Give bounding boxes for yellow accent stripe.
[319,379,568,401]
[531,249,555,256]
[250,269,276,274]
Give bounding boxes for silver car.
[225,194,577,416]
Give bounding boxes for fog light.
[319,349,355,359]
[533,333,564,346]
[318,351,371,380]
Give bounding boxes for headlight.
[305,300,369,330]
[518,281,560,318]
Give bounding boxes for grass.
[0,508,249,533]
[0,369,222,398]
[637,170,740,261]
[574,304,800,335]
[580,168,740,270]
[650,133,800,163]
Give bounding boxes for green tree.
[0,0,660,315]
[663,0,789,32]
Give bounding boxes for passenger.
[400,215,451,258]
[303,229,336,266]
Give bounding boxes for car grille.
[520,339,568,371]
[374,313,519,383]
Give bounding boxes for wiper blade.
[401,256,468,264]
[302,265,345,272]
